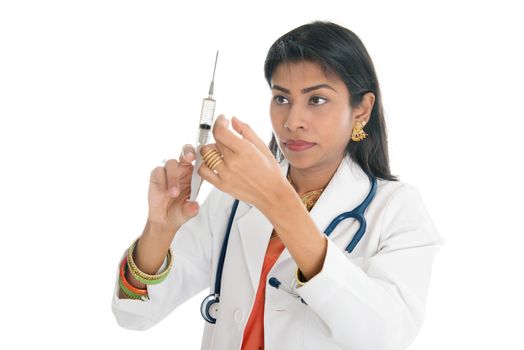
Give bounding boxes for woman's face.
[270,60,353,171]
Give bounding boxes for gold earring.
[351,121,368,142]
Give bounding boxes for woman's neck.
[287,158,343,196]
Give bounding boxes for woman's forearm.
[260,185,328,281]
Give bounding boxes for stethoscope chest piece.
[201,294,220,324]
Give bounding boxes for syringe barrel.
[196,97,216,145]
[198,128,211,145]
[200,98,216,126]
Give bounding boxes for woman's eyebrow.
[272,84,338,94]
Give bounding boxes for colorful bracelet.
[119,277,149,301]
[127,237,173,285]
[120,256,148,296]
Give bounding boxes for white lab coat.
[112,154,443,350]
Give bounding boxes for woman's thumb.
[182,200,200,220]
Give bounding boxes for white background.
[1,0,523,349]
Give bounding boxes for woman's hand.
[198,115,289,211]
[147,145,201,231]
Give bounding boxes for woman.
[112,21,443,350]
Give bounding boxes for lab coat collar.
[236,154,372,290]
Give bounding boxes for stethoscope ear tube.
[324,174,377,253]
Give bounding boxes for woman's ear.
[351,92,375,125]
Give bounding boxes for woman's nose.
[284,103,307,131]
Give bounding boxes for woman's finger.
[164,159,181,197]
[179,144,196,164]
[231,116,273,158]
[212,115,244,154]
[149,166,168,192]
[214,138,234,160]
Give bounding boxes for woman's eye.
[273,95,290,105]
[310,96,327,105]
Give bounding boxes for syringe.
[190,51,219,201]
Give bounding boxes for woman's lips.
[285,140,316,152]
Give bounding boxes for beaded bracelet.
[127,237,173,285]
[120,256,148,296]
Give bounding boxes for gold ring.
[202,149,223,172]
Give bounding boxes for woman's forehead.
[271,60,344,88]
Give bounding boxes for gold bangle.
[127,237,173,282]
[295,267,308,287]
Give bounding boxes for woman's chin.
[283,153,318,169]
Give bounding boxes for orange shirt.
[241,231,284,350]
[240,187,323,350]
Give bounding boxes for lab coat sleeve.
[111,189,222,331]
[295,183,444,350]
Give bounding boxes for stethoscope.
[201,173,378,324]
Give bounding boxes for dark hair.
[264,21,398,182]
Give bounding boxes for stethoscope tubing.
[202,173,377,323]
[214,198,240,295]
[324,173,377,253]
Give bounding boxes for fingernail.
[170,186,179,197]
[217,115,228,126]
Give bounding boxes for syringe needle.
[208,50,219,97]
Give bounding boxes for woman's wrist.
[132,221,177,276]
[258,179,297,217]
[144,220,179,239]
